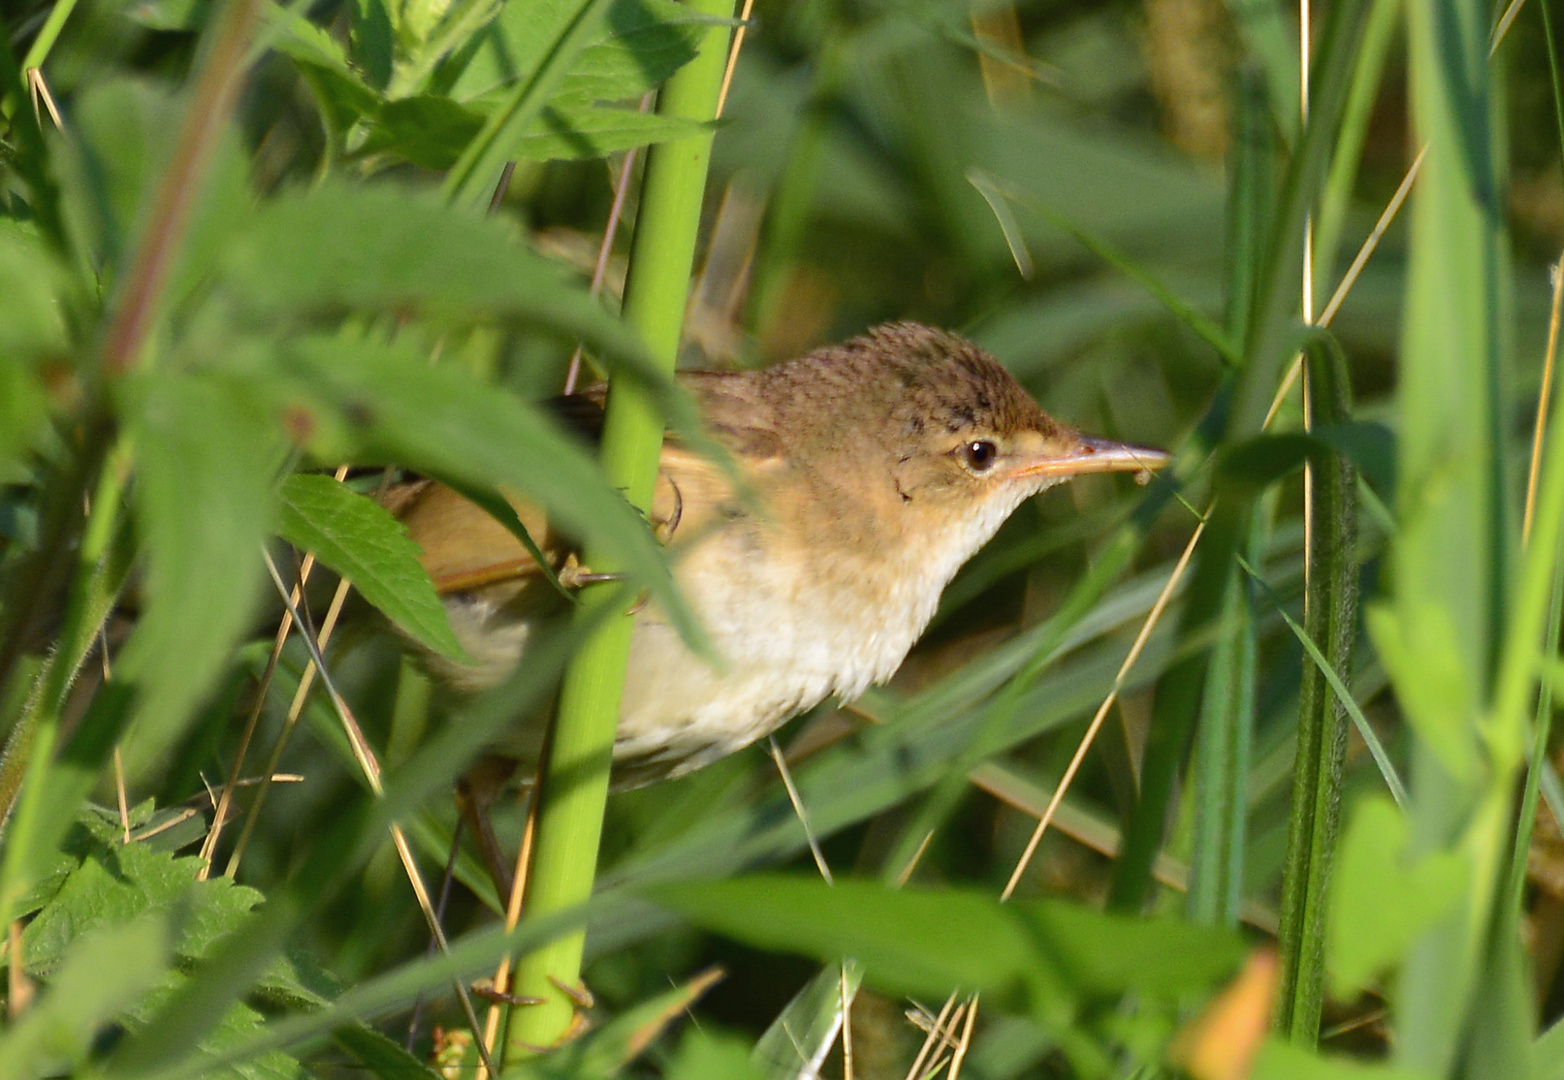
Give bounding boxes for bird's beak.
[1010,434,1172,481]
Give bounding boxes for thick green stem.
[501,1,735,1058]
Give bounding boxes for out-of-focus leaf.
[1363,603,1478,782]
[123,0,205,30]
[1326,796,1466,999]
[0,225,62,477]
[0,222,70,359]
[649,877,1244,1019]
[57,80,251,304]
[1250,1038,1434,1080]
[275,473,465,661]
[215,181,678,390]
[115,371,283,777]
[0,911,172,1080]
[281,335,703,650]
[663,1028,764,1080]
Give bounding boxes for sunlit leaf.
[275,473,465,661]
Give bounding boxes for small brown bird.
[392,323,1167,787]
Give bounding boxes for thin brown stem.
[1525,253,1564,543]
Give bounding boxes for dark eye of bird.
[963,440,998,472]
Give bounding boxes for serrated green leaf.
[115,371,284,778]
[22,824,262,973]
[216,181,665,373]
[362,96,708,168]
[129,985,305,1080]
[552,0,704,103]
[276,473,465,661]
[1327,796,1467,999]
[511,104,710,161]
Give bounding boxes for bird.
[390,322,1168,793]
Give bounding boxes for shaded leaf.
[364,95,708,167]
[663,1027,764,1080]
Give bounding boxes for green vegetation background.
[1,0,1563,1077]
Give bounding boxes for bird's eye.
[962,440,998,472]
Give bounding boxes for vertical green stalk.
[502,1,736,1058]
[1273,341,1359,1045]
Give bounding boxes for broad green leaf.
[510,104,710,161]
[129,986,304,1080]
[0,222,70,360]
[1363,602,1479,782]
[22,813,264,972]
[1326,796,1467,999]
[215,181,682,393]
[0,912,172,1080]
[116,371,284,777]
[350,0,395,91]
[0,226,59,475]
[363,95,708,168]
[275,473,465,661]
[649,877,1243,1021]
[444,0,692,102]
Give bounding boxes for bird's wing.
[391,376,782,594]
